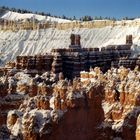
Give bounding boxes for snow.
[7,110,22,131]
[11,118,22,136]
[90,78,97,83]
[137,114,140,123]
[102,101,114,114]
[14,72,31,84]
[50,96,55,110]
[112,120,124,132]
[80,78,89,82]
[50,109,64,123]
[80,71,89,74]
[7,107,65,137]
[1,11,71,23]
[81,77,96,83]
[66,91,84,100]
[89,71,96,76]
[21,109,52,135]
[38,82,46,87]
[7,110,22,118]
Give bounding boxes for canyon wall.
[0,24,139,66]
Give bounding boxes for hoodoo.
[1,34,140,140]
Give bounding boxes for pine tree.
[73,16,76,20]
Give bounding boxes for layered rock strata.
[13,34,132,79]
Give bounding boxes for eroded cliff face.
[1,66,140,140]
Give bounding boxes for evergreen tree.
[62,15,66,19]
[73,16,76,20]
[40,12,45,16]
[47,13,51,16]
[17,9,22,13]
